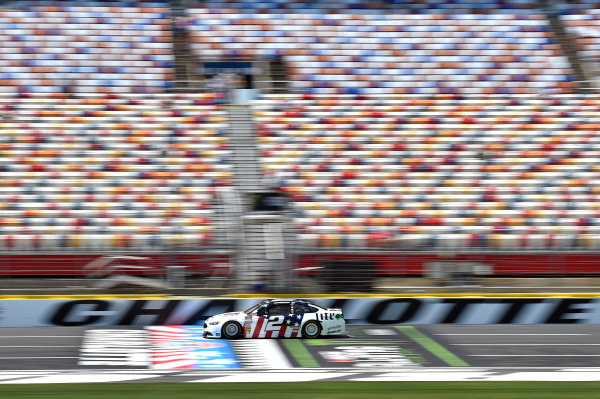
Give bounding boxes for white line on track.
[0,345,79,348]
[451,343,600,346]
[0,336,81,338]
[3,367,600,383]
[0,356,79,360]
[435,334,591,336]
[469,355,600,357]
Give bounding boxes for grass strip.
[396,325,469,367]
[1,382,599,399]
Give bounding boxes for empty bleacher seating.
[0,1,173,94]
[186,0,539,14]
[254,93,600,250]
[0,92,230,249]
[0,0,596,258]
[187,1,574,94]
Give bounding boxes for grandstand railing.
[2,247,600,295]
[290,250,600,294]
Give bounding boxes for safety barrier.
[2,296,600,327]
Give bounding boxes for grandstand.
[0,1,173,93]
[1,0,600,293]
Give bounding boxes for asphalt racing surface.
[0,324,599,382]
[419,324,600,368]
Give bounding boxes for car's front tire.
[222,321,243,339]
[301,320,322,339]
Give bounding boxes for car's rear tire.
[222,321,243,339]
[301,320,322,339]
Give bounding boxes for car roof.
[262,298,314,305]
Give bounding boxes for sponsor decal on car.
[244,314,253,335]
[317,312,338,321]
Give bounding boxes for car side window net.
[267,303,291,316]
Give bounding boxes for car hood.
[207,311,246,322]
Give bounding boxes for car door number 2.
[265,315,284,331]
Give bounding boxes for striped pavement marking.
[396,326,469,367]
[2,367,600,383]
[232,340,292,369]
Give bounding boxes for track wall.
[2,297,600,327]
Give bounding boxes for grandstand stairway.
[270,59,289,93]
[546,8,591,89]
[227,105,265,193]
[171,4,194,92]
[238,213,291,291]
[172,31,192,90]
[226,103,298,291]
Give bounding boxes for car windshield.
[244,303,261,313]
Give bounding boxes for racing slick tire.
[222,321,243,339]
[301,320,322,339]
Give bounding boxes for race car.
[203,299,345,339]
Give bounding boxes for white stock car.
[203,299,345,339]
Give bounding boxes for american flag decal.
[284,314,303,329]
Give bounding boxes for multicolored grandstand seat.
[187,0,539,14]
[253,93,600,250]
[0,92,230,249]
[186,0,575,94]
[0,0,173,94]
